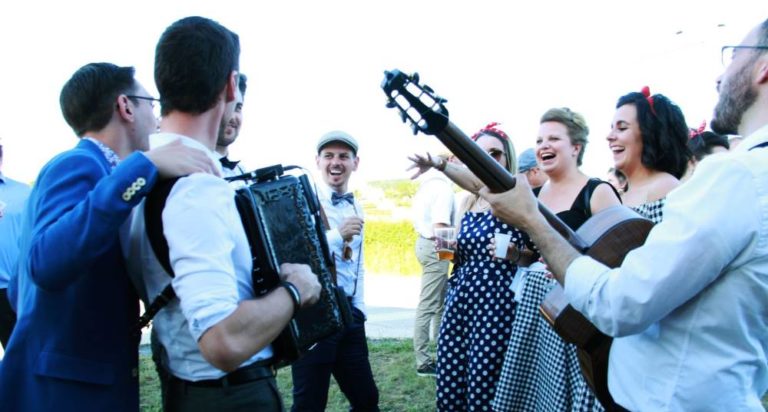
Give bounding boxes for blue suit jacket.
[0,139,157,411]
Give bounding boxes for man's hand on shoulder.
[279,263,321,307]
[144,139,220,179]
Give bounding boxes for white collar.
[149,132,223,174]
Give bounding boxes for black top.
[533,178,621,231]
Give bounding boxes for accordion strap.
[132,177,182,333]
[318,204,338,285]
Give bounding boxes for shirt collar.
[149,132,223,174]
[84,137,120,170]
[737,123,768,152]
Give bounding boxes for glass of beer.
[434,227,457,261]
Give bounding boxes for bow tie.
[219,156,240,170]
[331,192,355,206]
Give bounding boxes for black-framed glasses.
[487,148,505,160]
[721,45,768,67]
[125,95,160,107]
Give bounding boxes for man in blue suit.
[0,62,217,411]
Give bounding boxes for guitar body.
[540,205,654,410]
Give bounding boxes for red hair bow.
[641,86,657,116]
[471,122,510,141]
[689,120,707,139]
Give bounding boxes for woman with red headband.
[683,124,729,181]
[608,87,691,222]
[408,123,525,411]
[493,107,621,412]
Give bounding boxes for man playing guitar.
[479,19,768,412]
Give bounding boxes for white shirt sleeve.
[564,155,760,337]
[163,173,242,341]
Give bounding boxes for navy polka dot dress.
[436,210,525,411]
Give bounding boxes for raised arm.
[407,153,485,194]
[27,150,157,290]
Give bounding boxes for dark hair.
[59,63,137,137]
[616,92,692,179]
[688,131,729,161]
[238,73,248,97]
[540,107,590,166]
[608,167,628,193]
[155,16,240,116]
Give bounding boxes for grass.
[139,338,437,412]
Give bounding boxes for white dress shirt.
[564,125,768,411]
[125,133,272,381]
[317,183,366,314]
[411,170,455,238]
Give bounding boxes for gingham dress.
[492,194,666,412]
[492,180,611,412]
[436,210,525,411]
[632,198,666,224]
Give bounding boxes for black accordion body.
[232,165,349,367]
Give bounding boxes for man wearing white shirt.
[126,17,320,411]
[480,19,768,411]
[410,163,454,377]
[290,131,379,412]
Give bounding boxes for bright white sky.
[0,1,765,186]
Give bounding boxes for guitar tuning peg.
[412,72,420,84]
[385,100,397,109]
[436,96,448,104]
[423,85,434,94]
[400,111,407,123]
[411,124,419,135]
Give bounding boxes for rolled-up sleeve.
[163,174,241,341]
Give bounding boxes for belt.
[173,361,276,388]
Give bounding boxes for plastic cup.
[434,227,457,261]
[494,233,511,259]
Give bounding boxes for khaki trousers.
[413,236,449,367]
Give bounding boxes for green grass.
[140,338,437,412]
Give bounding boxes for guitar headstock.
[381,69,449,136]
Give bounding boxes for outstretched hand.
[145,139,220,179]
[406,152,439,180]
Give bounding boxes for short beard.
[711,58,758,135]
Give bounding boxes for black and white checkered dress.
[492,196,667,411]
[491,262,601,412]
[632,198,666,224]
[436,210,525,411]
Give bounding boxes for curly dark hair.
[616,92,692,179]
[688,131,729,161]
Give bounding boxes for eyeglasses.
[125,95,161,118]
[721,45,768,67]
[125,95,160,107]
[487,148,505,160]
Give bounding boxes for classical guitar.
[380,69,653,411]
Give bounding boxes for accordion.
[231,165,351,367]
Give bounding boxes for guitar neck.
[435,122,589,252]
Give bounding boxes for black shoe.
[416,362,437,377]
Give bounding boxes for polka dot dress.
[436,210,524,411]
